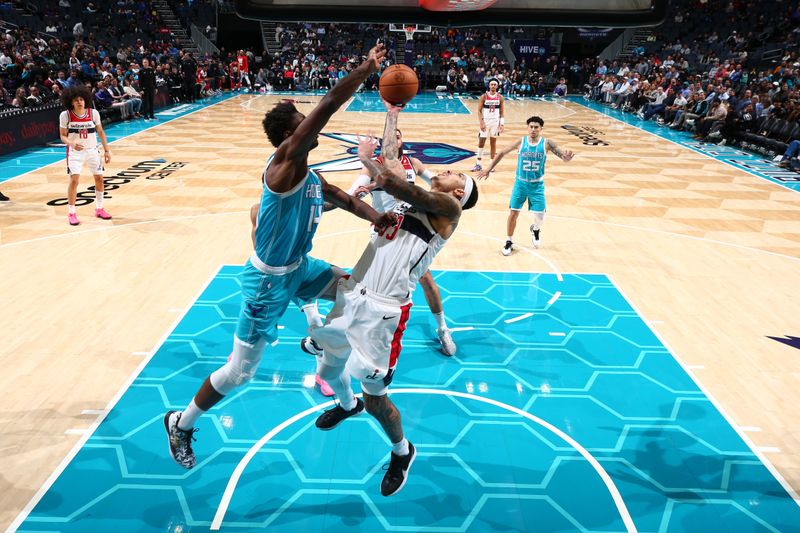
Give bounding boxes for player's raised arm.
[278,44,386,162]
[545,138,575,161]
[476,138,522,179]
[358,131,460,220]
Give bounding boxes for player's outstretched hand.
[366,44,387,71]
[353,185,371,199]
[374,211,398,231]
[476,169,491,180]
[562,149,575,161]
[356,132,379,162]
[382,99,405,114]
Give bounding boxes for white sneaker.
[300,336,323,356]
[530,225,540,248]
[502,240,513,256]
[437,327,456,357]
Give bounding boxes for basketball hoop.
[389,23,430,42]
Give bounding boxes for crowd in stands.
[582,0,800,161]
[3,0,800,166]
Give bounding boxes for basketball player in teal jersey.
[477,116,574,253]
[164,44,396,469]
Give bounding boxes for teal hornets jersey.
[254,156,325,266]
[516,136,546,183]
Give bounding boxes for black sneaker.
[315,398,364,430]
[300,336,323,356]
[380,442,416,496]
[164,411,198,469]
[0,191,8,201]
[530,224,541,249]
[501,240,513,256]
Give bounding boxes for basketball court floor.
[1,92,799,532]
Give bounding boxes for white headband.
[460,174,475,208]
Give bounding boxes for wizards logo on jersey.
[309,133,475,173]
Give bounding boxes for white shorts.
[479,120,501,138]
[312,277,412,396]
[66,146,104,176]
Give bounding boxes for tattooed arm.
[545,138,575,161]
[358,135,461,221]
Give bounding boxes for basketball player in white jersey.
[59,86,112,226]
[471,78,504,172]
[345,129,457,356]
[310,103,479,497]
[477,116,574,253]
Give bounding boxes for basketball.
[379,64,419,105]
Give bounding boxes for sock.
[176,399,205,430]
[506,235,513,242]
[532,212,545,231]
[476,147,484,161]
[95,191,104,209]
[432,311,447,330]
[392,437,410,456]
[318,361,357,411]
[68,204,76,215]
[301,302,323,328]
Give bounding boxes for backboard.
[234,0,669,27]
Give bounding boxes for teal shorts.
[509,179,546,212]
[235,255,334,345]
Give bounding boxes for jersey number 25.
[521,160,541,172]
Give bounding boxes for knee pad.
[210,337,266,395]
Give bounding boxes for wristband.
[420,169,435,185]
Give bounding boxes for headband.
[460,174,475,207]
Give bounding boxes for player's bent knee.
[210,337,265,395]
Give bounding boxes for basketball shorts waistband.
[249,252,303,276]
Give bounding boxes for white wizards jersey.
[352,206,447,300]
[59,109,101,149]
[482,92,501,121]
[371,154,417,213]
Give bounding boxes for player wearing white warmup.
[347,128,457,356]
[471,78,504,172]
[309,103,479,497]
[59,86,112,226]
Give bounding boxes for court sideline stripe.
[5,266,225,533]
[568,99,800,195]
[606,274,800,508]
[0,93,240,185]
[210,388,638,532]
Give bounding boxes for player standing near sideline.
[309,103,479,497]
[58,86,112,226]
[471,78,504,172]
[164,44,395,469]
[477,116,574,253]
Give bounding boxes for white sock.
[477,147,484,161]
[532,212,545,231]
[318,361,357,411]
[433,311,447,330]
[392,437,410,456]
[301,302,323,328]
[506,235,513,242]
[95,191,104,209]
[176,399,205,430]
[68,204,76,214]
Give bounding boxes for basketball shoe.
[381,442,416,496]
[68,213,80,226]
[316,399,365,430]
[502,240,513,256]
[530,225,541,248]
[471,162,482,172]
[164,411,198,469]
[300,336,323,356]
[437,327,456,356]
[95,208,112,220]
